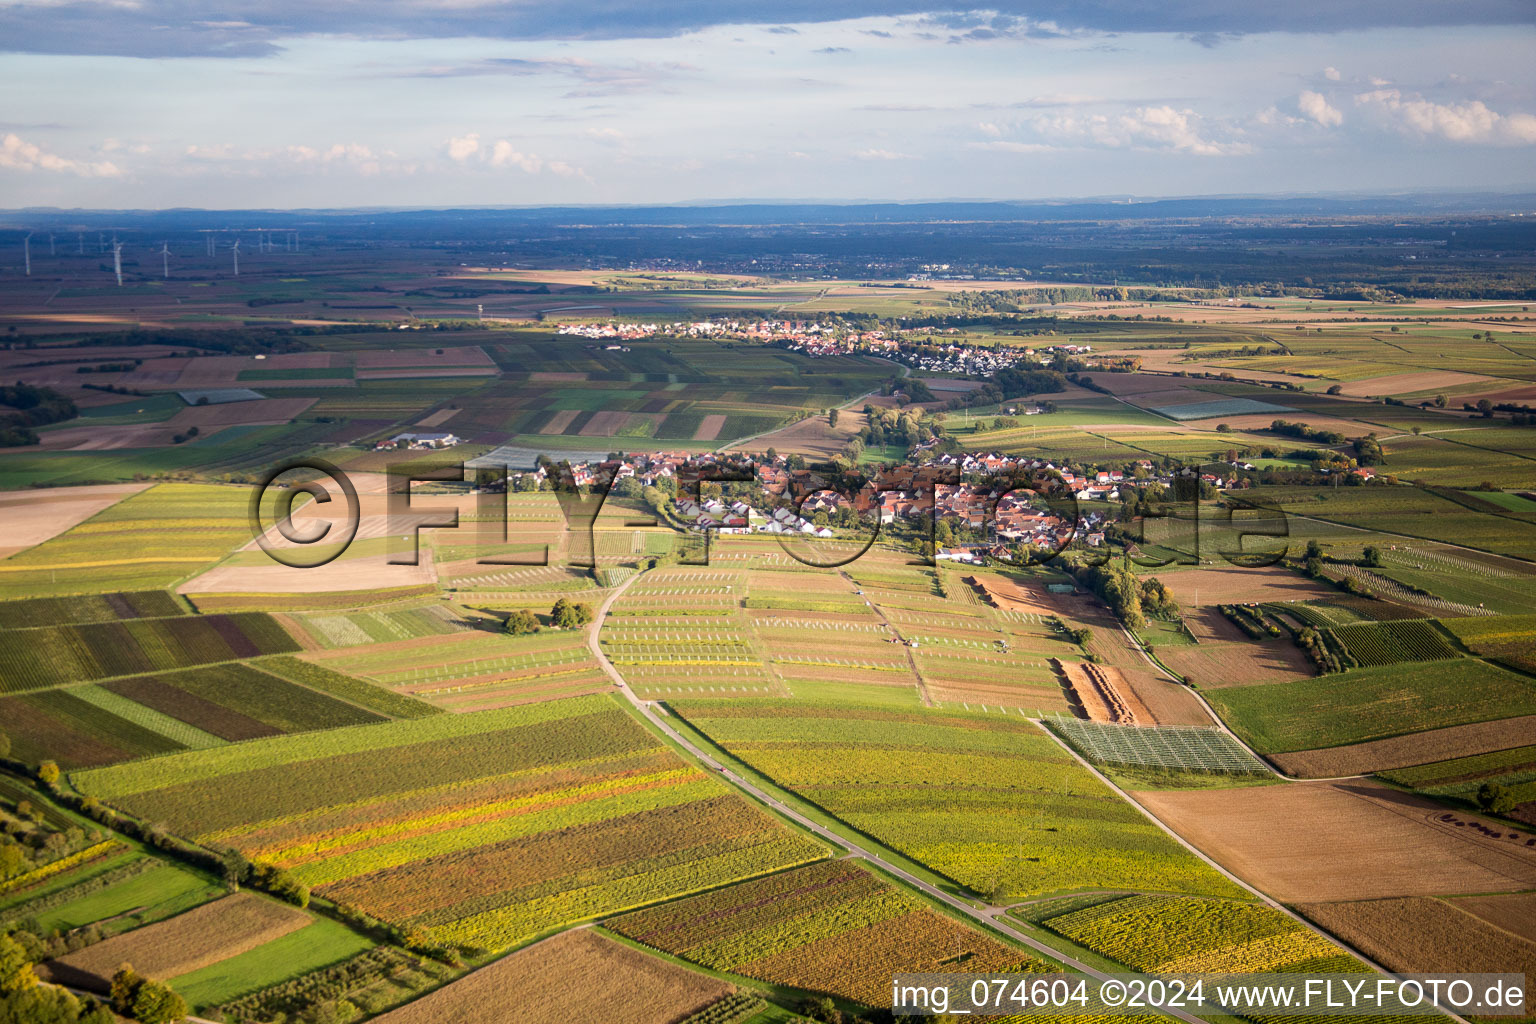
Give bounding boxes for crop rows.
[673,700,1242,901]
[1040,894,1355,975]
[1441,613,1536,673]
[0,612,299,692]
[76,696,825,952]
[259,656,443,719]
[608,860,1046,1006]
[0,483,253,598]
[1327,620,1458,667]
[0,590,184,629]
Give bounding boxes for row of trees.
[1067,562,1179,630]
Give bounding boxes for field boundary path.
[1034,725,1474,1024]
[839,568,934,706]
[1108,616,1372,784]
[584,570,1216,1024]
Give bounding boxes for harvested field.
[181,553,437,594]
[1161,567,1339,605]
[723,407,864,458]
[1184,607,1252,644]
[1296,897,1536,1007]
[44,893,311,990]
[1160,640,1314,688]
[1269,715,1536,777]
[354,346,494,368]
[0,483,149,559]
[969,574,1055,614]
[372,928,731,1024]
[416,408,461,428]
[579,409,635,436]
[1453,891,1536,944]
[693,413,727,441]
[1331,370,1493,397]
[1132,780,1536,901]
[539,409,580,434]
[1057,660,1149,724]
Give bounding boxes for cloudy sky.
[1,1,1533,208]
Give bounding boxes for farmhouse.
[377,431,461,450]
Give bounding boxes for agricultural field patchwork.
[1030,893,1357,975]
[372,928,733,1024]
[673,699,1243,900]
[74,695,828,952]
[1205,658,1536,753]
[0,483,256,597]
[2,663,385,768]
[608,859,1047,1007]
[0,611,299,692]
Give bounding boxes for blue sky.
[1,2,1533,208]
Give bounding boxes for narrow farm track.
[838,569,934,706]
[1035,726,1474,1024]
[1108,617,1371,784]
[585,572,1216,1024]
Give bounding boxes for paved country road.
[584,572,1220,1024]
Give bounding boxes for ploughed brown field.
[1296,896,1536,1009]
[372,927,732,1024]
[43,893,311,990]
[1159,566,1339,606]
[1452,891,1536,944]
[1131,780,1536,901]
[1159,636,1314,688]
[1268,715,1536,777]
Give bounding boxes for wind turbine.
[112,240,124,287]
[159,241,171,278]
[231,238,241,277]
[23,233,31,276]
[48,234,55,257]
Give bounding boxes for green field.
[170,916,378,1009]
[1206,659,1536,753]
[673,699,1243,900]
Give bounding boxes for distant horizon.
[5,187,1536,218]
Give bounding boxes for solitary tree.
[131,978,187,1024]
[504,610,540,635]
[37,761,59,787]
[1361,545,1382,567]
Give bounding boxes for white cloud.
[1323,66,1341,81]
[446,133,481,161]
[489,140,541,172]
[1355,90,1536,144]
[977,121,1003,137]
[973,140,1056,153]
[854,148,909,159]
[1298,90,1343,127]
[978,105,1249,156]
[0,133,121,177]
